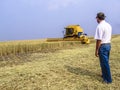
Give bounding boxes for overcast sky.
[0,0,120,41]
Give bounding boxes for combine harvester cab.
[64,25,83,38]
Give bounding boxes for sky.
[0,0,120,41]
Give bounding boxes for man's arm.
[95,40,101,57]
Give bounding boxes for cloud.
[48,0,79,11]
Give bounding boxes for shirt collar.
[100,20,105,24]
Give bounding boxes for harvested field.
[0,35,120,90]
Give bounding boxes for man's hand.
[95,50,99,57]
[95,40,101,57]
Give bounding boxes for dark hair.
[96,12,106,20]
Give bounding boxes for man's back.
[95,20,112,44]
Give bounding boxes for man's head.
[96,12,106,23]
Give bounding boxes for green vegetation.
[0,35,120,90]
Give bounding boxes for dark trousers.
[98,44,112,83]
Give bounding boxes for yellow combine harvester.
[47,25,90,44]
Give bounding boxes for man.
[94,12,112,84]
